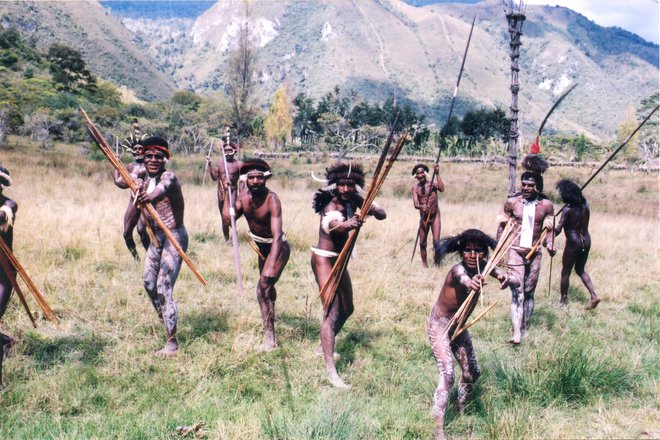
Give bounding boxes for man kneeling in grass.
[235,159,290,351]
[428,229,517,440]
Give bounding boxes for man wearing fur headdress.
[119,137,188,357]
[0,166,17,386]
[113,133,150,260]
[311,162,386,388]
[497,154,555,344]
[411,163,445,267]
[234,158,290,351]
[429,229,515,440]
[206,142,243,243]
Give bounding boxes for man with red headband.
[411,163,445,267]
[119,136,188,357]
[234,158,290,351]
[206,142,243,242]
[0,166,17,385]
[311,162,386,388]
[497,154,555,345]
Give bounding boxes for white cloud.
[526,0,659,43]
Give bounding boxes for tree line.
[0,26,656,165]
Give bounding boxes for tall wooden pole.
[504,0,526,195]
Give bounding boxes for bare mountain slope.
[176,0,657,141]
[0,0,175,100]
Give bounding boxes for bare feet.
[155,340,179,358]
[560,296,568,307]
[328,372,351,389]
[585,298,601,310]
[508,336,521,345]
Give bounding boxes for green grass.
[0,139,657,438]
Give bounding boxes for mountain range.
[1,0,657,142]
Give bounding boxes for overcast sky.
[526,0,659,43]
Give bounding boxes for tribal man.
[121,136,188,357]
[235,159,290,351]
[206,142,243,242]
[497,154,555,344]
[0,166,17,386]
[555,179,600,310]
[412,163,445,267]
[429,229,515,440]
[311,162,386,388]
[113,133,150,260]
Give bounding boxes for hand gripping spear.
[221,127,244,298]
[411,16,476,262]
[81,107,207,286]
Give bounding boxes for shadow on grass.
[21,332,110,370]
[179,310,229,342]
[278,312,319,343]
[336,327,381,364]
[531,306,558,331]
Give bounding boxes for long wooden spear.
[0,244,36,327]
[0,236,57,323]
[221,127,244,298]
[81,107,207,286]
[412,16,476,262]
[319,130,408,311]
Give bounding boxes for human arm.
[490,266,518,289]
[206,157,219,181]
[262,194,284,278]
[497,200,513,240]
[542,201,556,256]
[432,166,445,192]
[136,172,177,205]
[412,185,423,210]
[0,199,17,228]
[554,210,566,237]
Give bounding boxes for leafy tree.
[292,92,319,145]
[226,1,257,141]
[47,44,96,92]
[573,134,588,161]
[616,106,641,163]
[264,86,293,150]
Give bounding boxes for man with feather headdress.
[497,153,555,344]
[311,162,386,388]
[113,130,150,260]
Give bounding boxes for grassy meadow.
[0,138,658,439]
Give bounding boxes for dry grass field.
[0,138,657,439]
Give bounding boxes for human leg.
[419,217,430,268]
[219,199,230,242]
[256,242,290,351]
[452,330,480,412]
[428,313,455,440]
[154,228,188,357]
[143,239,163,319]
[0,275,13,319]
[508,250,525,344]
[575,240,599,308]
[522,251,542,333]
[431,211,442,256]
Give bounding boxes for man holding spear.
[121,136,189,357]
[311,162,387,388]
[206,141,243,243]
[429,229,516,440]
[497,153,555,345]
[411,163,445,267]
[234,159,289,351]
